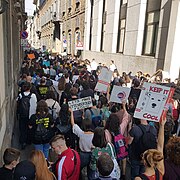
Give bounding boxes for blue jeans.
[34,143,50,159]
[80,151,91,169]
[131,159,145,180]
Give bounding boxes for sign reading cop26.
[134,82,174,122]
[110,86,131,104]
[68,96,93,111]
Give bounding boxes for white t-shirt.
[109,64,116,72]
[90,61,98,71]
[73,124,94,152]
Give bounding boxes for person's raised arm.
[156,111,167,176]
[69,108,75,126]
[157,112,167,153]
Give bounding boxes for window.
[143,11,159,55]
[100,0,106,51]
[68,31,72,54]
[122,0,128,4]
[62,11,65,18]
[75,1,80,12]
[117,19,126,53]
[142,0,161,56]
[89,0,94,50]
[116,1,127,53]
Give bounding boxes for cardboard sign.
[95,68,113,93]
[134,82,174,122]
[68,96,93,111]
[110,85,131,104]
[28,53,35,60]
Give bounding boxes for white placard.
[95,68,113,93]
[134,82,173,122]
[21,39,28,46]
[110,85,131,104]
[68,96,93,111]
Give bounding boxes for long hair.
[29,150,55,180]
[166,136,180,166]
[108,113,120,135]
[58,77,66,91]
[142,149,163,168]
[92,127,107,148]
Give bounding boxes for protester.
[128,118,157,179]
[135,113,167,180]
[28,100,55,159]
[89,127,118,179]
[163,136,180,179]
[109,60,117,72]
[13,160,36,180]
[0,148,20,180]
[29,150,56,180]
[17,81,37,149]
[45,90,61,120]
[70,108,94,171]
[50,134,81,180]
[95,153,116,180]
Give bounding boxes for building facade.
[0,0,27,163]
[61,0,86,56]
[32,0,61,53]
[31,0,86,56]
[83,0,180,80]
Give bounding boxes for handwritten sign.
[68,96,93,111]
[134,82,174,122]
[95,68,113,93]
[110,85,131,104]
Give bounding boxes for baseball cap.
[13,160,36,180]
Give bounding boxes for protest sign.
[95,68,113,93]
[27,53,35,60]
[68,96,93,111]
[134,82,174,122]
[110,85,131,104]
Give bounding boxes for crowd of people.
[0,50,180,180]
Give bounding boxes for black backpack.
[134,125,157,160]
[18,92,32,118]
[34,117,54,142]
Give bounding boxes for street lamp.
[0,0,8,14]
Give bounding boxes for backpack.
[18,92,32,118]
[89,109,103,129]
[134,125,157,160]
[113,133,128,161]
[34,117,54,142]
[101,107,111,121]
[48,101,57,120]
